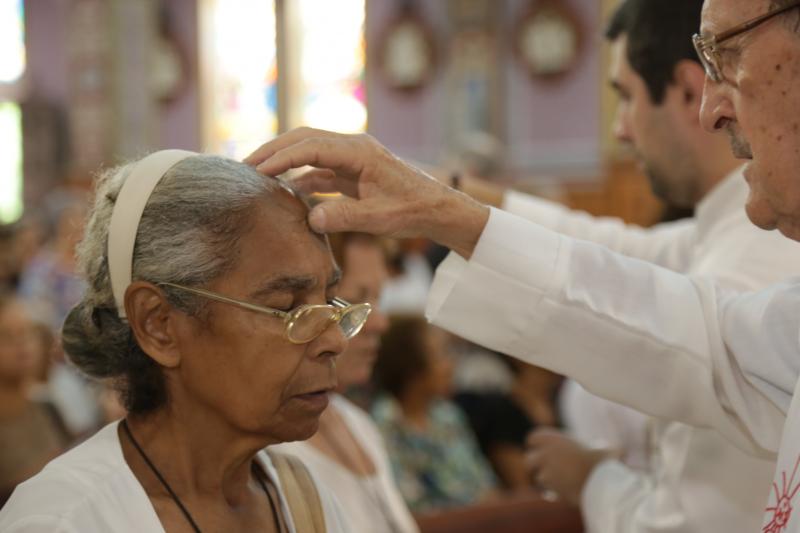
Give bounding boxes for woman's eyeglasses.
[160,282,372,344]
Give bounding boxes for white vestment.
[493,171,800,533]
[426,198,800,532]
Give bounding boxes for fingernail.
[309,207,327,232]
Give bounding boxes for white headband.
[107,149,197,318]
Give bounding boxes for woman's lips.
[292,388,333,410]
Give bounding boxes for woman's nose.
[310,319,348,359]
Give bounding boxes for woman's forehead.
[222,199,336,293]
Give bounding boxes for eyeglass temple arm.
[717,0,800,43]
[330,297,350,309]
[159,282,287,319]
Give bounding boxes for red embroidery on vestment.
[764,455,800,532]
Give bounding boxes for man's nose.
[700,78,735,133]
[612,105,632,144]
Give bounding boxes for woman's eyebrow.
[250,275,317,298]
[250,267,342,298]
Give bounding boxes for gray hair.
[772,0,800,33]
[62,155,280,414]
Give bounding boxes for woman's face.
[171,191,347,443]
[334,240,389,388]
[0,301,39,383]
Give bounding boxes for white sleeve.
[581,460,673,533]
[0,516,81,533]
[560,380,651,470]
[503,190,696,271]
[426,208,795,455]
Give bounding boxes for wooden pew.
[416,492,584,533]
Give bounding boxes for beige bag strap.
[267,451,327,533]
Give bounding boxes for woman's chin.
[270,418,324,443]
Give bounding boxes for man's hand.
[526,428,611,506]
[245,128,490,258]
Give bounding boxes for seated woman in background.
[371,315,497,514]
[455,358,563,489]
[0,151,364,532]
[273,233,419,533]
[0,294,71,506]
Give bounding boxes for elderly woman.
[0,151,369,532]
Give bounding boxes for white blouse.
[0,421,349,532]
[272,395,419,533]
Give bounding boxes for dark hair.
[373,315,430,398]
[606,0,704,104]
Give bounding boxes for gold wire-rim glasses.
[159,282,372,344]
[693,0,800,82]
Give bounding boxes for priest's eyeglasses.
[160,282,372,344]
[693,0,800,82]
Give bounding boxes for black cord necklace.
[121,419,281,533]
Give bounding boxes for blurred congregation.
[2,0,795,532]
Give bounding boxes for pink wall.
[160,0,200,151]
[24,0,70,105]
[24,0,201,156]
[26,0,600,174]
[505,0,601,175]
[366,0,602,176]
[365,0,450,163]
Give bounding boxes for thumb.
[309,199,370,234]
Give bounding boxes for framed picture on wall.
[514,0,582,80]
[376,0,437,92]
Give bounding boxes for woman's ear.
[124,281,182,368]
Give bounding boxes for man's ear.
[124,281,183,368]
[672,59,707,123]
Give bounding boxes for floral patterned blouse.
[371,395,497,513]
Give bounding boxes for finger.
[308,198,409,236]
[540,489,560,502]
[526,432,549,448]
[526,427,562,447]
[525,449,544,470]
[244,127,339,166]
[308,198,376,235]
[296,168,337,181]
[292,168,360,198]
[255,136,367,180]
